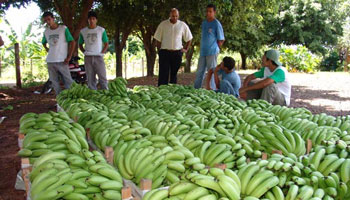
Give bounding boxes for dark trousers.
[158,49,183,86]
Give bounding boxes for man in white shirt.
[79,11,109,90]
[154,8,193,86]
[42,12,75,95]
[240,49,291,106]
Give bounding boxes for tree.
[33,0,94,40]
[0,0,31,13]
[216,0,280,70]
[98,0,138,77]
[267,0,345,55]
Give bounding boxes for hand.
[239,88,247,100]
[64,56,71,64]
[181,48,188,53]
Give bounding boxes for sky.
[1,2,43,43]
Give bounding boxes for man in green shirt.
[42,11,75,95]
[239,49,291,106]
[79,11,109,90]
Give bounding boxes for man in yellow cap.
[239,49,291,106]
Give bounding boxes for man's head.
[206,4,216,20]
[169,8,179,24]
[262,49,282,70]
[42,12,55,28]
[222,56,235,73]
[88,11,98,27]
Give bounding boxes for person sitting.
[206,56,241,97]
[239,49,291,106]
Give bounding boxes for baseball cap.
[265,49,282,66]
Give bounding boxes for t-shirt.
[219,69,241,97]
[79,26,108,56]
[254,66,291,105]
[200,19,224,57]
[42,25,74,63]
[154,20,193,50]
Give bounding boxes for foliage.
[0,0,31,14]
[219,0,281,69]
[279,45,321,73]
[268,0,346,54]
[320,51,342,71]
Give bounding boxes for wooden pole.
[15,43,21,88]
[142,57,144,77]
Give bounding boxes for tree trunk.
[240,52,247,70]
[185,46,194,73]
[114,26,132,77]
[115,31,123,77]
[139,26,156,77]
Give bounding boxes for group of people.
[40,4,290,106]
[41,10,109,95]
[155,4,291,106]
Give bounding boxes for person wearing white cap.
[239,49,291,106]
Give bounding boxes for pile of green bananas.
[17,79,350,200]
[18,111,123,200]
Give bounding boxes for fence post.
[15,43,22,88]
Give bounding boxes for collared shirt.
[200,19,225,57]
[42,25,74,63]
[154,19,193,50]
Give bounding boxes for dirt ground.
[0,71,349,199]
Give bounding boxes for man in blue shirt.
[194,4,225,90]
[206,57,241,97]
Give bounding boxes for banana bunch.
[181,167,241,200]
[113,139,168,188]
[19,111,71,134]
[30,150,123,200]
[253,124,306,156]
[108,77,128,97]
[237,161,279,198]
[18,115,88,163]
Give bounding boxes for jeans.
[47,62,73,95]
[84,56,108,90]
[194,54,218,90]
[158,50,183,86]
[218,80,239,97]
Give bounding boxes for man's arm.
[65,40,76,64]
[79,44,85,53]
[78,33,85,53]
[0,36,4,47]
[213,66,221,89]
[43,43,49,52]
[240,78,274,93]
[243,74,257,88]
[217,40,224,48]
[101,42,109,54]
[182,40,191,53]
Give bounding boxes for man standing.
[42,11,75,95]
[79,11,109,90]
[194,4,225,90]
[154,8,193,86]
[206,57,241,97]
[239,49,291,106]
